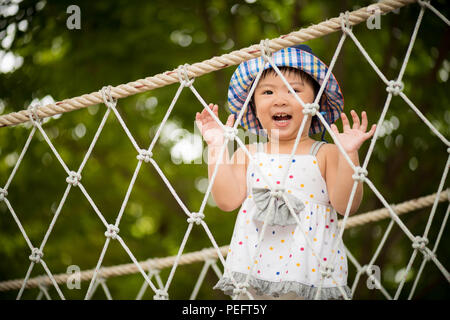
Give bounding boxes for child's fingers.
[350,110,360,130]
[341,112,351,131]
[200,104,214,118]
[195,117,203,131]
[365,124,377,139]
[205,103,218,117]
[200,108,207,118]
[360,111,368,132]
[225,114,235,127]
[330,123,339,135]
[195,112,203,123]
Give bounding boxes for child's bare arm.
[196,103,247,212]
[326,145,363,215]
[207,145,247,211]
[326,110,377,216]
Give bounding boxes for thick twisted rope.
[0,188,445,292]
[0,0,415,128]
[0,246,229,292]
[338,189,449,229]
[1,0,448,300]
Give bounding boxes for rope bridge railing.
[0,0,417,128]
[0,189,447,300]
[0,0,449,300]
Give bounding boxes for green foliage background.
[0,0,449,300]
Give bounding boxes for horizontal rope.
[0,0,415,128]
[0,246,229,292]
[0,188,446,292]
[338,188,449,229]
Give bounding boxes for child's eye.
[263,90,273,95]
[289,89,300,93]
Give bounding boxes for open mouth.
[272,113,292,126]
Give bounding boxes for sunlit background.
[0,0,449,300]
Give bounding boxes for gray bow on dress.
[251,187,305,226]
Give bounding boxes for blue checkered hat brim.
[227,46,344,137]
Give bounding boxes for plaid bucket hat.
[227,44,344,139]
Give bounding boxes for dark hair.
[249,66,321,119]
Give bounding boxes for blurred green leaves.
[0,0,449,300]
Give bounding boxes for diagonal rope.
[0,190,445,293]
[0,0,415,128]
[0,0,448,301]
[1,196,447,298]
[418,0,450,25]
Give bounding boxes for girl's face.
[253,70,315,142]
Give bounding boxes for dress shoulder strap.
[309,140,327,156]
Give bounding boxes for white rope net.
[0,0,448,300]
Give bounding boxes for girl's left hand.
[330,110,377,154]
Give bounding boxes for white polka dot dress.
[214,141,352,300]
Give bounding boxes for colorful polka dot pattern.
[223,150,348,290]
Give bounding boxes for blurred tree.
[0,0,448,300]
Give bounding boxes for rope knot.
[352,166,368,182]
[153,289,169,300]
[270,187,285,200]
[27,104,42,126]
[422,249,436,262]
[386,80,404,96]
[302,103,320,116]
[412,236,428,250]
[66,171,81,187]
[232,282,249,296]
[104,224,120,240]
[417,0,428,7]
[137,149,153,163]
[320,264,335,279]
[223,126,238,141]
[0,188,8,201]
[177,64,194,87]
[339,11,352,33]
[187,212,205,225]
[29,247,44,264]
[360,265,368,274]
[259,39,272,62]
[101,85,118,109]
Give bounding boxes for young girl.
[195,45,376,300]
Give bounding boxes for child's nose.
[274,92,289,106]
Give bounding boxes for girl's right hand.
[195,103,235,146]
